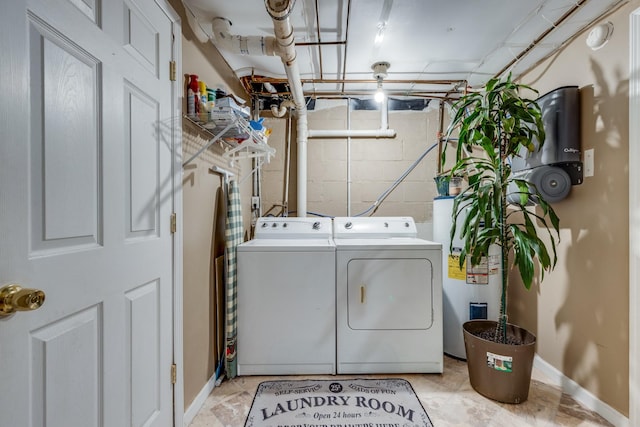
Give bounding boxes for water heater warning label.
[447,250,466,280]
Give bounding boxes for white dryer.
[333,217,443,374]
[237,217,335,375]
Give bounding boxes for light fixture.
[586,21,614,50]
[371,61,390,103]
[375,80,385,103]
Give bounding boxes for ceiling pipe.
[205,2,309,216]
[307,96,396,138]
[211,17,279,57]
[264,0,309,217]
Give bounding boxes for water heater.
[433,197,502,359]
[509,86,583,203]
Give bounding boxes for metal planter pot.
[463,320,537,404]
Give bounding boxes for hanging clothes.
[224,179,243,379]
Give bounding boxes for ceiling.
[182,0,624,103]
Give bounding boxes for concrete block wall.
[261,100,449,222]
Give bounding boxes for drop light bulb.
[374,79,385,103]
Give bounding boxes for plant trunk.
[497,189,508,343]
[496,123,508,344]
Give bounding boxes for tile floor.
[188,356,614,427]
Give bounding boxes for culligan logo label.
[563,148,580,153]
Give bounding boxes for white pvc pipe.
[211,17,278,57]
[346,99,352,216]
[209,2,309,216]
[308,97,396,139]
[265,0,309,217]
[308,128,396,138]
[271,99,295,118]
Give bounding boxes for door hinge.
[169,61,176,81]
[170,213,177,233]
[171,363,177,384]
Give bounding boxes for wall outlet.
[584,148,594,177]
[251,196,260,209]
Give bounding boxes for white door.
[0,1,176,426]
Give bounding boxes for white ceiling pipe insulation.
[264,0,309,217]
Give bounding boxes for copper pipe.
[315,0,323,80]
[437,100,445,175]
[249,91,461,100]
[245,76,465,85]
[296,41,346,46]
[341,0,352,93]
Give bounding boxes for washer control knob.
[345,222,353,229]
[261,222,268,228]
[283,223,288,228]
[272,223,277,228]
[384,222,389,228]
[405,222,410,227]
[312,221,321,230]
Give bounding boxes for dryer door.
[347,257,433,330]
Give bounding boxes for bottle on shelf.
[187,74,199,117]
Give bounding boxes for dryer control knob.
[312,221,320,230]
[405,222,410,227]
[283,223,288,228]
[272,223,277,228]
[261,223,268,228]
[345,222,353,229]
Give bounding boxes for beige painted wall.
[509,1,636,416]
[262,102,448,220]
[168,0,254,409]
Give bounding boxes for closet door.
[0,1,176,426]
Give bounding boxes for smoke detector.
[371,61,390,80]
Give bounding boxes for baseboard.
[183,374,218,427]
[533,355,629,427]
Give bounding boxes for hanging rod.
[210,165,235,181]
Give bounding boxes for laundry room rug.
[244,378,433,427]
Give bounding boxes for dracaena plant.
[444,74,561,343]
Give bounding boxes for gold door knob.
[0,284,46,317]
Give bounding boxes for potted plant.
[444,74,560,403]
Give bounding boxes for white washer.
[333,216,443,374]
[237,217,335,375]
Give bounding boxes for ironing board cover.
[224,180,243,379]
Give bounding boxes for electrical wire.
[282,137,442,218]
[354,140,440,217]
